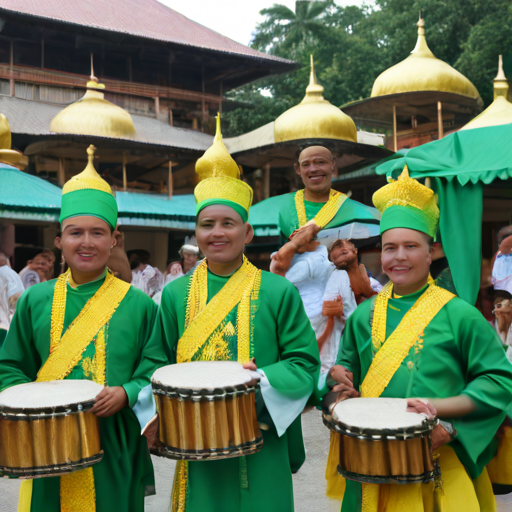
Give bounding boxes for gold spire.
[195,114,240,180]
[51,56,136,139]
[0,114,22,165]
[62,145,113,195]
[371,15,481,103]
[462,55,512,130]
[274,55,357,143]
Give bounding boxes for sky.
[161,0,369,46]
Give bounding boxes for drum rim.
[337,465,435,485]
[151,381,259,400]
[0,399,96,417]
[322,411,438,440]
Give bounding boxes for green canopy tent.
[376,121,512,305]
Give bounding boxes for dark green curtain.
[433,178,483,305]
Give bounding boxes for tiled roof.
[0,96,213,152]
[0,0,292,64]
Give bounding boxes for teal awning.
[248,196,283,237]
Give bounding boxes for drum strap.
[177,256,261,364]
[361,278,454,399]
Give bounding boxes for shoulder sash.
[294,189,347,230]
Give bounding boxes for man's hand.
[329,365,359,399]
[322,295,343,319]
[90,386,128,417]
[430,423,452,451]
[406,398,437,419]
[243,358,257,371]
[142,414,160,450]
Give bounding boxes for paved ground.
[1,409,511,511]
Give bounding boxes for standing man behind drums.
[278,144,380,242]
[0,146,166,512]
[329,167,512,511]
[153,117,320,512]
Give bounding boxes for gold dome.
[462,55,512,130]
[274,55,357,143]
[0,114,22,165]
[371,17,481,103]
[50,76,136,139]
[196,114,240,180]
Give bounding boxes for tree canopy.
[224,0,512,137]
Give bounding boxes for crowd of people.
[0,135,511,512]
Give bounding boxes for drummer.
[0,146,166,512]
[153,117,320,512]
[329,167,512,511]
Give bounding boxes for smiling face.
[182,251,199,273]
[294,146,336,196]
[55,216,114,280]
[381,228,433,294]
[195,205,253,271]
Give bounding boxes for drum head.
[0,380,103,413]
[152,361,260,396]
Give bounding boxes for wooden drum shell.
[0,403,102,478]
[324,413,436,485]
[153,385,263,461]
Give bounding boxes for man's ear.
[294,162,301,177]
[245,223,254,245]
[54,237,62,250]
[331,159,338,178]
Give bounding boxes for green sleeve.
[449,302,512,477]
[261,280,320,402]
[0,290,40,392]
[122,292,166,408]
[277,193,297,240]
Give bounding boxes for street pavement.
[1,409,511,511]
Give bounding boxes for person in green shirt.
[0,145,166,512]
[278,144,380,242]
[153,116,320,512]
[328,166,512,512]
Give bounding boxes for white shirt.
[0,265,24,299]
[493,252,512,295]
[284,245,334,319]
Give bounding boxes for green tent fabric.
[375,122,512,305]
[248,195,283,237]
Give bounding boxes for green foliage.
[223,0,512,137]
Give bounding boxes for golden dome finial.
[411,14,433,56]
[304,54,325,101]
[494,55,509,99]
[195,112,240,181]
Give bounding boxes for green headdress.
[59,145,118,230]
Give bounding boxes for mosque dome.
[462,55,512,130]
[50,76,136,139]
[274,55,357,143]
[371,17,481,103]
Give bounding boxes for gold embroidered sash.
[35,269,130,512]
[294,189,347,230]
[361,280,455,398]
[177,256,261,364]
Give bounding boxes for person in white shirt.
[0,252,24,317]
[493,289,512,363]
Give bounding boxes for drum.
[152,361,263,461]
[323,397,437,484]
[0,380,103,478]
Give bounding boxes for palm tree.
[252,1,333,55]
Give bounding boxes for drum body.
[324,397,436,484]
[152,361,264,461]
[0,380,103,478]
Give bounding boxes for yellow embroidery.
[177,257,261,364]
[39,270,130,382]
[362,279,454,398]
[294,189,347,230]
[37,270,127,512]
[171,461,188,512]
[82,356,95,378]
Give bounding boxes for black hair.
[494,289,512,301]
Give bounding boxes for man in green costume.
[278,145,380,242]
[328,166,512,512]
[153,118,320,512]
[0,145,166,512]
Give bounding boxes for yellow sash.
[19,269,130,512]
[177,256,261,364]
[294,188,347,230]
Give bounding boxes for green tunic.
[337,285,512,512]
[0,275,167,512]
[277,191,380,240]
[154,269,320,512]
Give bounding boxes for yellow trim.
[362,278,454,399]
[294,189,347,231]
[18,481,32,512]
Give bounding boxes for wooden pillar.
[41,35,44,69]
[437,101,444,139]
[168,161,174,199]
[122,151,128,191]
[219,81,223,115]
[9,40,14,97]
[169,109,173,126]
[392,104,397,152]
[154,97,159,119]
[58,158,65,186]
[262,164,270,200]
